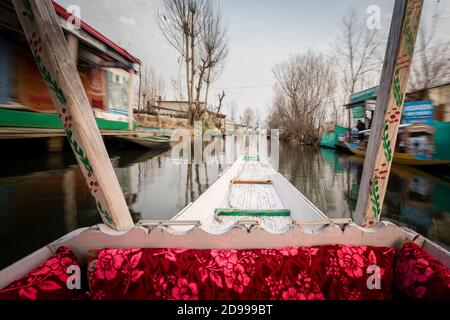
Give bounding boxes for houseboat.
[335,86,450,166]
[0,0,141,140]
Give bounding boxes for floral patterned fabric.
[394,242,450,300]
[87,245,396,300]
[0,246,84,300]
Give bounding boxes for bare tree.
[335,6,384,96]
[241,107,256,128]
[255,108,262,129]
[270,50,336,144]
[171,77,184,100]
[194,57,208,118]
[158,0,204,125]
[188,0,203,124]
[216,90,226,114]
[266,89,285,130]
[199,1,228,119]
[141,66,165,113]
[158,0,228,126]
[410,5,450,91]
[226,100,237,121]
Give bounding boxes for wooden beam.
[11,0,134,231]
[0,127,138,139]
[63,170,77,232]
[0,2,23,34]
[128,70,135,131]
[65,33,78,64]
[78,48,133,69]
[354,0,424,227]
[57,16,134,68]
[347,109,351,142]
[231,179,272,185]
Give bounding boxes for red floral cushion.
[0,246,84,300]
[87,245,396,300]
[394,242,450,300]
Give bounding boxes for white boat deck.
[225,160,285,210]
[173,155,328,234]
[215,159,292,233]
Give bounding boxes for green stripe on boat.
[214,208,291,217]
[244,156,260,161]
[0,109,130,131]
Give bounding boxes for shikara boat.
[168,155,329,234]
[344,123,450,166]
[345,142,450,166]
[1,153,449,300]
[1,0,449,302]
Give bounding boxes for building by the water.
[343,81,450,130]
[0,1,141,140]
[320,81,450,156]
[139,100,227,131]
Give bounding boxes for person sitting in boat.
[355,120,366,141]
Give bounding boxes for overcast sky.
[56,0,449,119]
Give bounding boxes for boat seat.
[86,244,398,300]
[1,242,449,300]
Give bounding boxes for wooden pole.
[63,170,77,232]
[12,0,134,231]
[128,69,135,131]
[347,108,351,142]
[354,0,423,227]
[137,64,142,114]
[65,34,78,64]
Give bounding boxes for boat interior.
[0,155,450,300]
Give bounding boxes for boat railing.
[137,218,353,231]
[291,218,352,226]
[359,123,412,137]
[137,220,202,228]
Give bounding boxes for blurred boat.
[345,142,450,166]
[117,134,172,149]
[344,123,450,166]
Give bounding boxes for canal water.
[1,141,449,269]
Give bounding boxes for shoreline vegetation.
[139,2,446,147]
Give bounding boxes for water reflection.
[116,147,223,221]
[279,144,450,250]
[278,145,357,219]
[385,165,450,245]
[0,141,449,269]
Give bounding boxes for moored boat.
[345,142,450,166]
[344,122,450,166]
[320,125,351,150]
[116,134,173,149]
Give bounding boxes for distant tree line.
[139,66,166,114]
[267,3,449,145]
[267,51,336,145]
[267,6,384,144]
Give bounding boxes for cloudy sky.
[57,0,448,119]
